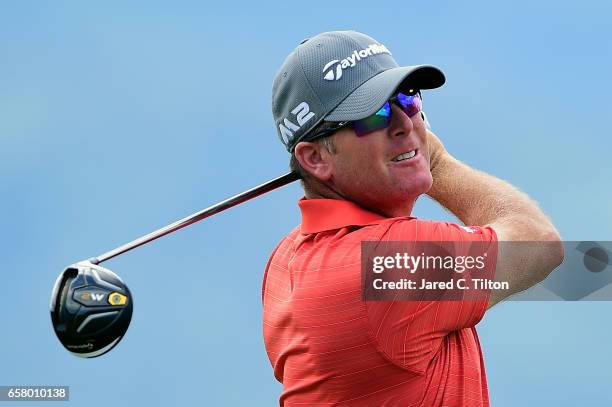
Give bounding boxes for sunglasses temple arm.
[421,111,432,131]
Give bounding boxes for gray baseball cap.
[272,30,445,152]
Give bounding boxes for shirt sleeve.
[364,219,498,373]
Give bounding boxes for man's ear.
[294,141,333,181]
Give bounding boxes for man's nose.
[388,103,414,137]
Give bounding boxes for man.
[262,30,563,406]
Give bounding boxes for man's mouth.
[391,150,417,162]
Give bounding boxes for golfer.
[262,30,563,406]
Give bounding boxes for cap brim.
[325,65,445,121]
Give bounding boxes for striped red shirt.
[262,198,498,406]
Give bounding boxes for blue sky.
[1,1,611,405]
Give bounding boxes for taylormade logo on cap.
[322,43,391,81]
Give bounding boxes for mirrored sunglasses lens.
[352,102,391,137]
[397,92,422,117]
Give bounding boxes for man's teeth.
[392,150,417,162]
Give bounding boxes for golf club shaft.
[90,171,301,265]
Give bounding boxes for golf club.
[50,171,301,357]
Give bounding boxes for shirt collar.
[299,197,412,234]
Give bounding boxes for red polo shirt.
[262,198,498,406]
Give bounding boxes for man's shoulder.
[275,218,457,244]
[383,218,497,243]
[267,225,301,258]
[283,225,302,242]
[269,218,495,258]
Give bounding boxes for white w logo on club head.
[323,60,342,81]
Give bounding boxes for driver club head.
[50,261,133,358]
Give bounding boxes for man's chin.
[421,176,434,196]
[397,173,433,197]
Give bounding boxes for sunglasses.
[308,90,422,141]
